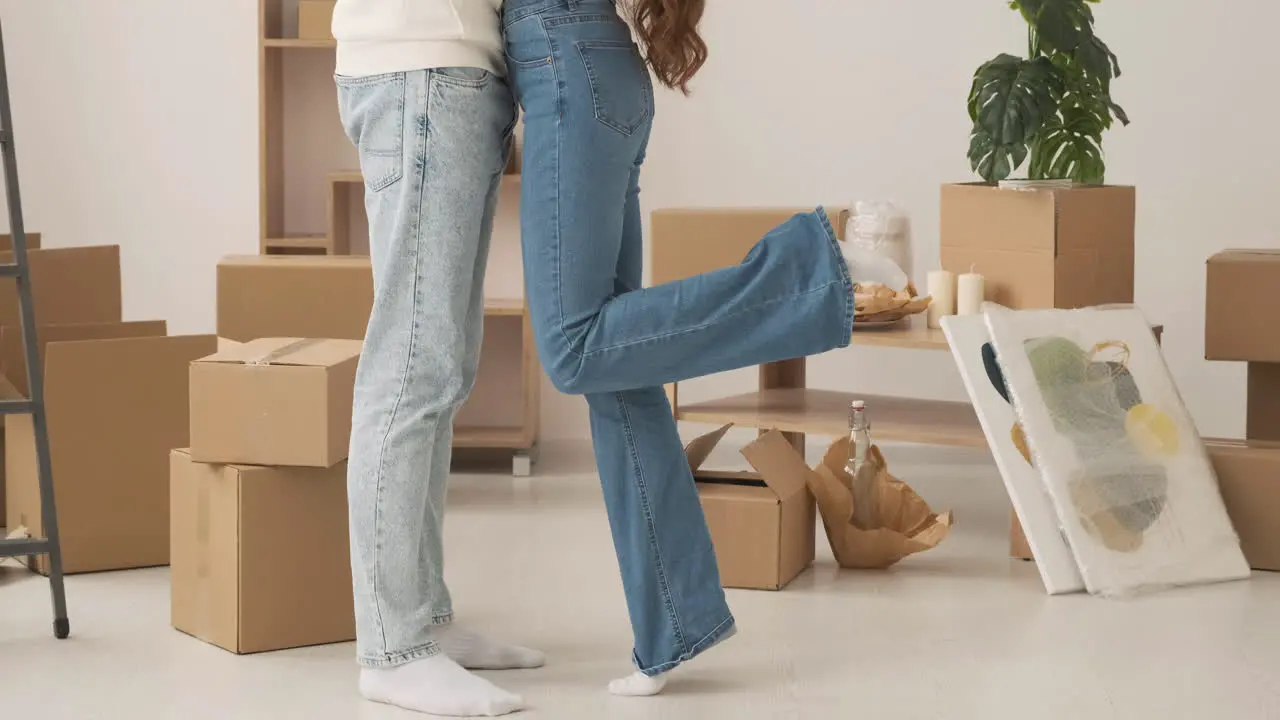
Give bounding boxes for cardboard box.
[651,207,849,285]
[190,338,362,467]
[0,245,122,329]
[0,232,40,251]
[170,449,355,653]
[940,184,1135,309]
[1010,515,1034,561]
[4,324,217,573]
[684,425,815,590]
[0,374,12,522]
[0,321,164,524]
[1206,250,1280,362]
[1248,363,1280,442]
[297,0,337,40]
[217,256,372,342]
[1207,440,1280,571]
[1,320,167,396]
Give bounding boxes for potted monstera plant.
[940,0,1136,311]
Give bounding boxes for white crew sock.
[842,243,908,289]
[359,654,525,717]
[435,624,546,670]
[608,670,669,697]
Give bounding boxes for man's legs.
[337,67,528,717]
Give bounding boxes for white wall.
[1,0,1277,442]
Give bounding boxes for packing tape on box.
[194,483,214,638]
[246,338,325,366]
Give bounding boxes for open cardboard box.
[3,321,216,574]
[0,244,122,524]
[685,425,815,591]
[0,245,121,330]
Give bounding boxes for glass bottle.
[846,400,878,528]
[845,400,872,476]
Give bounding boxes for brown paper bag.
[808,438,953,569]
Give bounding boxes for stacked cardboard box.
[171,337,361,653]
[1201,249,1280,571]
[1,244,217,573]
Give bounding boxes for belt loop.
[565,0,580,9]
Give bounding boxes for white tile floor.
[2,439,1278,719]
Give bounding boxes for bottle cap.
[850,400,865,410]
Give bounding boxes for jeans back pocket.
[575,40,652,136]
[335,73,407,193]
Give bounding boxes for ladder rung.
[0,263,22,277]
[0,537,50,557]
[0,398,34,415]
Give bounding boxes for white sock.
[435,624,545,670]
[608,670,668,697]
[359,654,525,717]
[842,243,908,289]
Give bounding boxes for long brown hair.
[629,0,708,94]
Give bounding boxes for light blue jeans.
[335,68,517,667]
[504,0,855,675]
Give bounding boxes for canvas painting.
[942,315,1085,595]
[984,306,1249,597]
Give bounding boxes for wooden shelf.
[454,426,533,450]
[677,388,984,448]
[262,38,336,49]
[264,235,329,251]
[484,299,526,316]
[850,320,948,351]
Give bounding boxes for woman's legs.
[507,4,853,399]
[338,67,529,717]
[505,0,851,685]
[585,164,735,680]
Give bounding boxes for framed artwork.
[985,306,1249,596]
[943,315,1085,595]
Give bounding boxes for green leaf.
[1073,32,1120,85]
[1028,114,1107,183]
[1017,0,1094,57]
[969,128,1018,182]
[1106,98,1130,126]
[969,54,1063,145]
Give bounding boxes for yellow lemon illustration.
[1125,403,1180,459]
[1011,422,1033,466]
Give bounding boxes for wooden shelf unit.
[668,318,970,456]
[456,301,541,475]
[677,387,983,448]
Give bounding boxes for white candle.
[926,270,956,329]
[957,272,986,316]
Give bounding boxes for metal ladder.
[0,18,70,640]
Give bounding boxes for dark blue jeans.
[503,0,855,675]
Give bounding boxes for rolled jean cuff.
[814,205,856,348]
[358,640,443,668]
[634,615,738,677]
